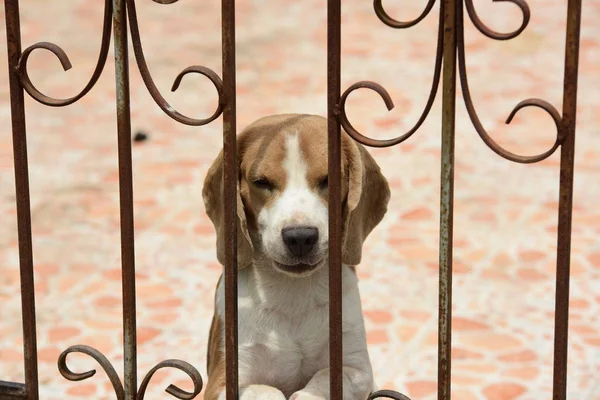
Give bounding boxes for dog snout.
[281,226,319,258]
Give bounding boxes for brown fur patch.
[238,114,351,229]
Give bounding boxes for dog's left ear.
[202,149,254,269]
[342,138,391,266]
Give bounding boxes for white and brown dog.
[202,114,390,400]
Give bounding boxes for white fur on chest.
[214,264,369,396]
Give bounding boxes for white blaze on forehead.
[256,131,328,265]
[282,133,308,189]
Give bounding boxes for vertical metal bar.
[222,0,238,398]
[552,1,582,398]
[327,0,343,398]
[112,0,137,398]
[3,1,39,399]
[438,0,457,399]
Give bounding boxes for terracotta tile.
[48,327,81,342]
[519,250,546,262]
[400,311,432,322]
[138,327,161,345]
[37,347,61,363]
[452,347,485,361]
[452,316,489,331]
[405,380,437,398]
[401,207,433,221]
[497,350,538,363]
[462,333,522,352]
[365,310,394,324]
[0,348,24,362]
[66,383,97,397]
[451,389,479,400]
[504,366,539,380]
[458,363,498,373]
[452,374,483,385]
[367,329,389,345]
[396,325,419,342]
[94,296,122,309]
[483,382,527,400]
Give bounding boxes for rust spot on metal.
[3,0,40,398]
[0,381,27,399]
[328,0,343,398]
[552,1,582,399]
[112,0,137,398]
[221,0,239,399]
[438,1,456,398]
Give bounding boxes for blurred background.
[0,0,599,399]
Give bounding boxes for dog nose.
[282,226,319,258]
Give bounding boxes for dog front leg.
[290,366,373,400]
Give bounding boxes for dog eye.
[318,176,328,190]
[252,177,274,190]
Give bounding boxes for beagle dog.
[202,114,390,400]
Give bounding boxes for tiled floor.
[1,0,599,399]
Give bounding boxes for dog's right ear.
[202,150,254,269]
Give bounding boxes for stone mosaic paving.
[1,0,599,399]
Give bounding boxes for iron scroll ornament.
[126,0,224,126]
[58,345,203,399]
[15,0,224,126]
[340,0,565,164]
[16,0,113,107]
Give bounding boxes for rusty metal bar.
[222,0,238,398]
[3,1,39,399]
[552,0,582,398]
[0,381,27,399]
[327,0,343,398]
[438,0,457,399]
[112,0,137,399]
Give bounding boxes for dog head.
[203,114,390,277]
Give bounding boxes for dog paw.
[289,391,326,400]
[239,384,286,400]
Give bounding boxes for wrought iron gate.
[0,0,582,399]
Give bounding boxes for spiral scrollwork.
[373,0,436,29]
[457,1,564,163]
[368,389,412,400]
[137,359,203,400]
[339,0,444,148]
[465,0,530,41]
[16,0,113,107]
[57,345,125,400]
[126,0,224,126]
[338,81,396,148]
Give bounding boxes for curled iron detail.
[57,345,124,400]
[127,0,224,126]
[465,0,530,40]
[339,0,443,148]
[457,3,564,164]
[16,0,113,107]
[373,0,436,29]
[338,81,396,148]
[368,390,413,400]
[137,359,203,400]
